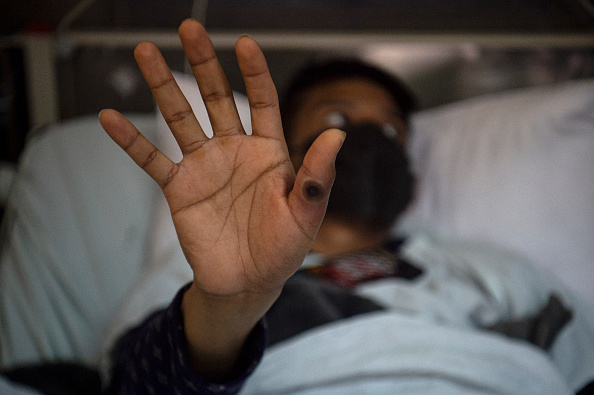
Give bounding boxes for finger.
[235,35,283,140]
[178,19,244,137]
[288,128,346,234]
[134,41,207,154]
[99,109,178,188]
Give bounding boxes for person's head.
[280,58,418,235]
[281,58,417,159]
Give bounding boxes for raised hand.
[99,19,344,379]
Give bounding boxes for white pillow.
[0,114,159,366]
[399,79,594,306]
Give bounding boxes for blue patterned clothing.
[104,284,266,395]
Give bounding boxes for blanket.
[237,235,594,393]
[241,312,571,394]
[102,230,594,393]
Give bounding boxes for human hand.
[99,19,344,378]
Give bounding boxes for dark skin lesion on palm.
[303,181,325,202]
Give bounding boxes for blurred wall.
[1,0,593,163]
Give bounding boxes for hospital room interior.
[1,1,594,394]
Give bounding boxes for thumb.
[288,128,346,236]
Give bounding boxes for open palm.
[100,20,344,301]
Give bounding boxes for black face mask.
[300,122,415,226]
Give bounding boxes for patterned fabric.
[105,284,266,395]
[302,242,422,287]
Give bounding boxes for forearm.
[105,284,267,395]
[181,281,281,382]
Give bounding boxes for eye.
[324,111,348,129]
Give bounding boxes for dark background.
[1,0,593,163]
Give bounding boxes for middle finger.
[178,19,244,137]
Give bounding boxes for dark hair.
[280,58,418,140]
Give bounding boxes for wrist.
[181,282,280,381]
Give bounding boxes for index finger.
[99,109,178,189]
[179,19,244,137]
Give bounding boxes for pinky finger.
[99,109,177,188]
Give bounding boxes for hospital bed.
[0,59,593,393]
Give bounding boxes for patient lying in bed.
[99,21,594,394]
[1,20,593,394]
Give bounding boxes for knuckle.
[140,148,159,169]
[188,52,217,68]
[148,75,175,91]
[162,163,179,187]
[122,131,140,152]
[250,100,276,110]
[202,89,233,104]
[164,109,193,125]
[215,125,242,136]
[183,139,207,153]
